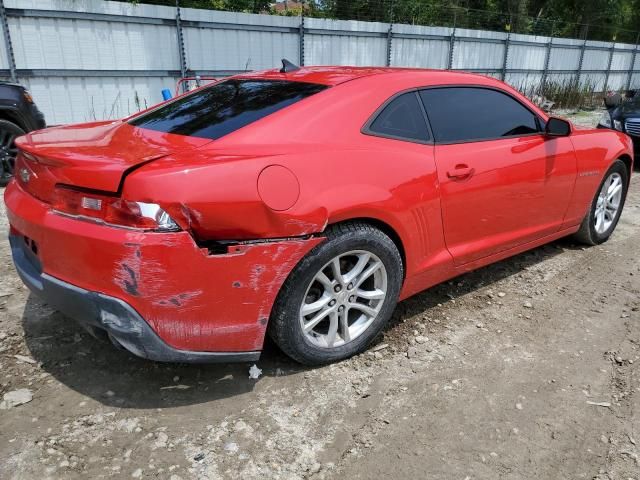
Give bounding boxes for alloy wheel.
[299,250,388,349]
[594,172,623,234]
[0,128,18,180]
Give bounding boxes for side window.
[367,92,430,142]
[419,87,540,143]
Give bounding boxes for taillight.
[22,90,34,104]
[52,187,179,232]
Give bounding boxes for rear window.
[129,79,327,140]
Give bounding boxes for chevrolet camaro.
[4,62,634,365]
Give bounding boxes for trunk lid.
[16,120,212,200]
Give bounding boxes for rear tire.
[269,222,403,365]
[574,159,628,246]
[0,119,25,186]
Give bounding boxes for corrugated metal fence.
[2,0,639,125]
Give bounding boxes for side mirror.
[545,117,571,137]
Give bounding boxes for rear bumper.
[10,234,259,363]
[4,180,323,361]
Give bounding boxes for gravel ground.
[1,112,639,480]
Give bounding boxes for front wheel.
[574,159,629,245]
[269,222,403,365]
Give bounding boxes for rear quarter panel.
[123,139,445,287]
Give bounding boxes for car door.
[419,86,577,266]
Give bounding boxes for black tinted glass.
[419,87,539,143]
[130,79,327,140]
[368,92,430,142]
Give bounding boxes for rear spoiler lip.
[53,153,173,197]
[18,147,172,197]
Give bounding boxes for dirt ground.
[2,111,640,480]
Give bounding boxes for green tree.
[121,0,640,42]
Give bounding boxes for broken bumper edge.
[9,234,260,364]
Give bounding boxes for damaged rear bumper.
[10,234,260,363]
[5,180,324,361]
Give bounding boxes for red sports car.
[4,63,634,365]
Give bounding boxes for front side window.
[366,92,430,143]
[129,79,327,140]
[419,87,540,143]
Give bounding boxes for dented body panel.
[5,181,322,352]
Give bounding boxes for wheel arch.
[618,154,633,184]
[325,217,407,279]
[0,108,27,131]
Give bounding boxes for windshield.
[129,79,327,140]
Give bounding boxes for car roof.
[235,65,497,87]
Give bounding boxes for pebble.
[615,356,624,365]
[131,468,143,478]
[0,389,33,409]
[523,302,533,309]
[224,442,239,453]
[476,322,484,329]
[497,292,506,298]
[248,364,262,379]
[515,403,523,410]
[372,343,389,352]
[415,336,428,344]
[154,432,168,449]
[14,354,36,364]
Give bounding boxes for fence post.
[626,33,639,91]
[501,31,511,81]
[386,23,393,67]
[298,14,305,66]
[603,41,616,93]
[385,0,394,67]
[576,25,589,88]
[541,38,553,91]
[447,12,456,70]
[0,0,17,83]
[175,0,187,84]
[540,23,555,91]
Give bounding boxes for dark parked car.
[599,89,639,155]
[0,81,46,185]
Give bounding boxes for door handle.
[447,165,475,180]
